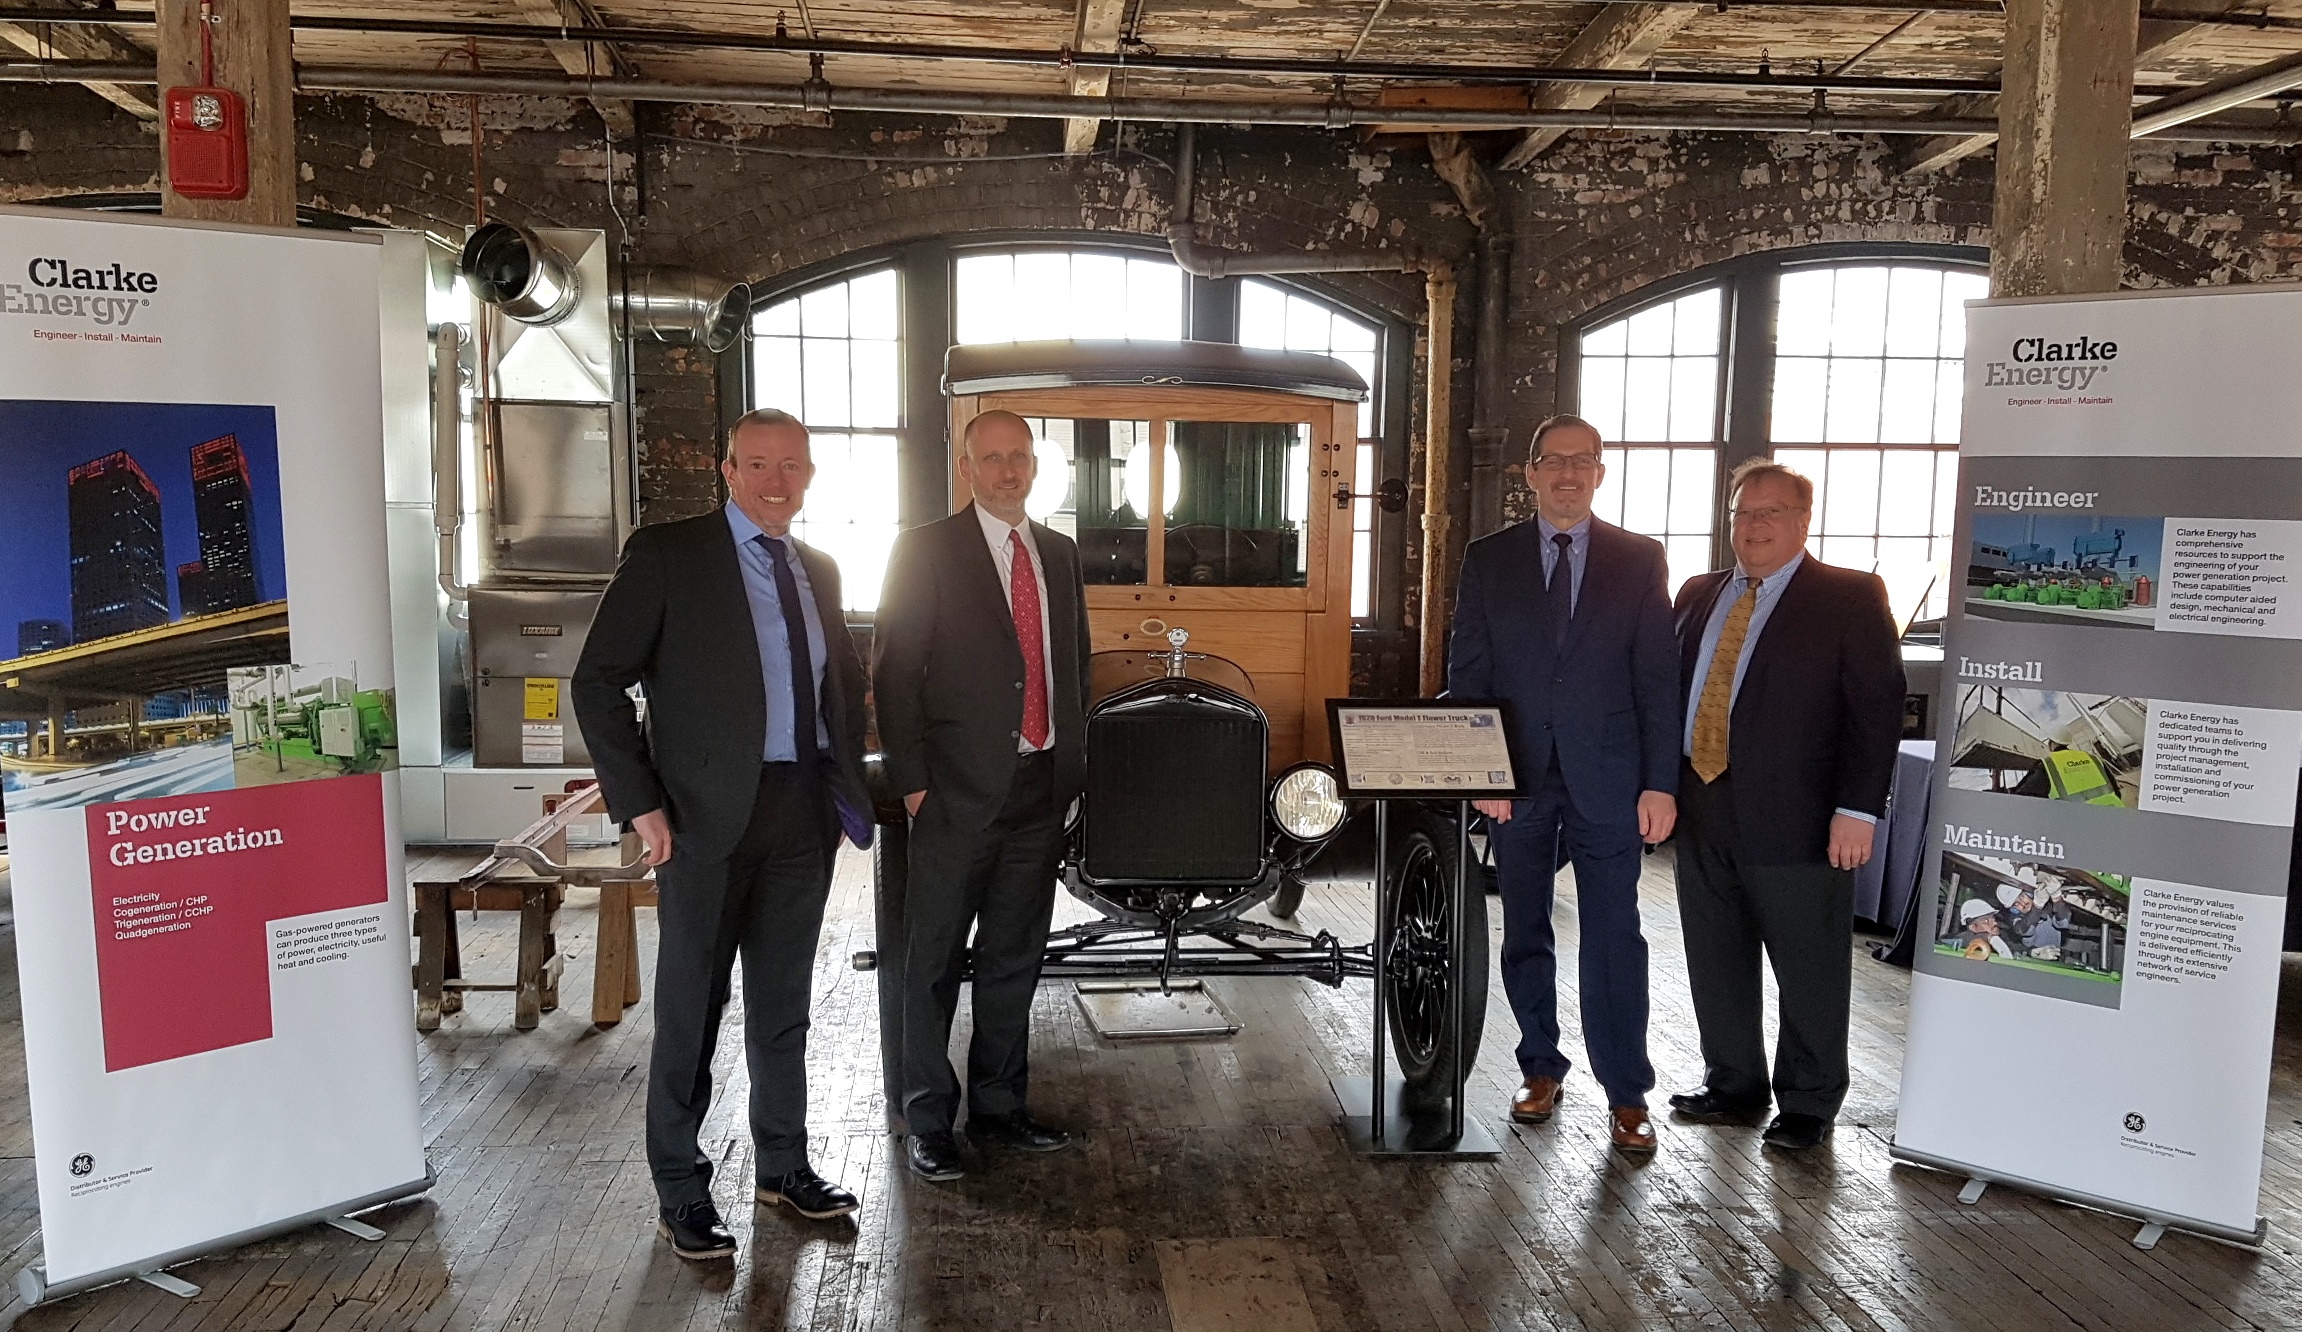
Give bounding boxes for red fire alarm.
[165,0,248,201]
[165,85,248,200]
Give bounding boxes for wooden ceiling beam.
[1497,3,1698,170]
[1900,0,2251,174]
[509,0,636,134]
[1061,0,1128,155]
[0,0,154,119]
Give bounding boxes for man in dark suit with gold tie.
[874,410,1093,1182]
[574,408,873,1259]
[1667,458,1905,1151]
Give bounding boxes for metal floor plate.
[1074,979,1242,1041]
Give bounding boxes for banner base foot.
[1957,1178,1988,1205]
[134,1271,200,1299]
[325,1215,388,1242]
[2134,1222,2168,1251]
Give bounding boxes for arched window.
[751,268,903,610]
[749,243,1400,622]
[1572,248,1986,621]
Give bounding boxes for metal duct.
[460,223,582,327]
[614,268,751,353]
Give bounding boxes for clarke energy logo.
[0,254,160,329]
[1981,334,2118,393]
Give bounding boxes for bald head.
[960,410,1038,526]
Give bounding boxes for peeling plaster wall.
[5,83,2301,684]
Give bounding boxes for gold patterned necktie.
[1690,576,1760,784]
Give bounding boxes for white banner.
[0,206,427,1299]
[1896,284,2302,1243]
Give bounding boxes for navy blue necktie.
[1541,531,1574,649]
[758,535,819,765]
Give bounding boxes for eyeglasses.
[1731,503,1808,524]
[1531,453,1602,473]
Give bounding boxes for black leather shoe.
[970,1110,1075,1153]
[907,1130,965,1182]
[1668,1086,1771,1121]
[757,1165,858,1220]
[1762,1112,1832,1151]
[657,1199,736,1260]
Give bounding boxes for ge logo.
[69,1154,94,1177]
[2123,1113,2146,1134]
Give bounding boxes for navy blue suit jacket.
[1447,517,1682,826]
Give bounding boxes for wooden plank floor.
[0,846,2300,1329]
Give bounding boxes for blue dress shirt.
[1682,551,1873,823]
[725,501,831,762]
[1535,514,1591,604]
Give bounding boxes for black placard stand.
[1325,700,1516,1159]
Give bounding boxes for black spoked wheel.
[1384,812,1489,1107]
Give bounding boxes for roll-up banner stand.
[1895,282,2302,1247]
[0,206,429,1303]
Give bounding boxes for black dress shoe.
[757,1164,858,1220]
[907,1130,965,1182]
[657,1199,736,1260]
[1668,1086,1770,1121]
[969,1110,1075,1153]
[1762,1112,1832,1151]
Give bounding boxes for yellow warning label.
[524,677,560,720]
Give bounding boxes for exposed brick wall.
[7,81,2301,687]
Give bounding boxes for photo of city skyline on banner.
[0,400,397,813]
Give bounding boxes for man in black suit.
[573,408,872,1259]
[1449,414,1682,1156]
[874,409,1092,1182]
[1667,458,1905,1151]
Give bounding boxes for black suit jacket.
[571,511,871,863]
[1673,557,1906,866]
[872,505,1093,833]
[1448,518,1681,824]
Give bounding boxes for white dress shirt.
[976,504,1058,753]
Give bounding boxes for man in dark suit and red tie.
[1666,457,1905,1151]
[873,409,1093,1182]
[1447,414,1683,1156]
[573,408,874,1260]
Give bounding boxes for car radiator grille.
[1084,696,1265,883]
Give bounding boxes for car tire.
[1383,809,1490,1110]
[1268,870,1308,919]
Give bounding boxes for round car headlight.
[1271,764,1346,841]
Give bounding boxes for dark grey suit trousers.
[1673,765,1855,1120]
[900,750,1063,1137]
[648,762,834,1206]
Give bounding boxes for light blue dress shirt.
[1682,551,1873,823]
[1535,514,1591,604]
[725,501,831,762]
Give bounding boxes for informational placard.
[1327,700,1520,796]
[0,206,428,1302]
[1895,285,2302,1245]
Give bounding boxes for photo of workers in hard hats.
[1966,513,2162,630]
[1935,851,2129,988]
[1949,685,2143,809]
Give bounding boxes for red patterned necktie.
[1008,529,1050,748]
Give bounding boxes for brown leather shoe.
[1610,1106,1658,1155]
[1510,1076,1563,1123]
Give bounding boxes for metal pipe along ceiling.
[2,61,2296,144]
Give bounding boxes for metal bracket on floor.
[325,1215,389,1242]
[134,1270,201,1298]
[1957,1177,1988,1205]
[2133,1221,2168,1251]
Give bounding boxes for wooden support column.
[156,0,295,227]
[1417,269,1456,697]
[1989,0,2137,297]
